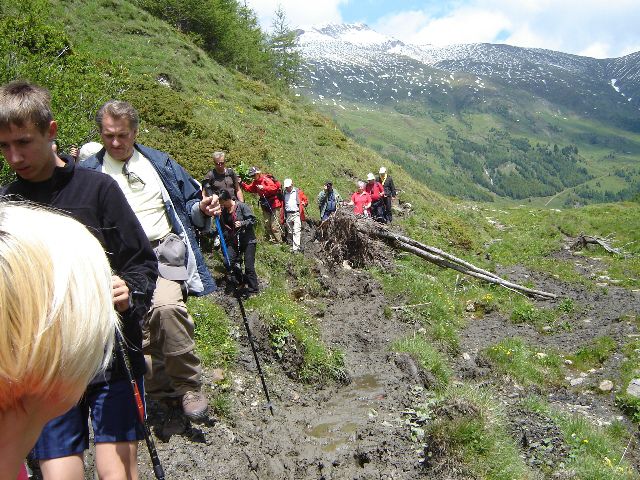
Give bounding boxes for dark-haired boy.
[0,80,157,480]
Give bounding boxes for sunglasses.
[122,161,145,189]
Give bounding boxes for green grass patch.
[391,335,451,390]
[189,296,237,368]
[374,260,464,353]
[615,340,640,422]
[568,336,618,371]
[522,396,638,479]
[416,385,535,479]
[484,338,564,387]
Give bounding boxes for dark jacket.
[378,174,396,197]
[0,157,157,381]
[221,201,257,248]
[203,167,240,200]
[82,144,216,295]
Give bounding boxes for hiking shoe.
[182,390,208,421]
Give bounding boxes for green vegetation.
[615,339,640,422]
[484,338,564,387]
[417,385,535,479]
[391,335,451,390]
[522,397,638,480]
[327,80,640,205]
[188,296,237,367]
[569,336,618,372]
[250,243,346,383]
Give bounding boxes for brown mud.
[60,228,640,479]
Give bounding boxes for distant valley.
[295,23,640,206]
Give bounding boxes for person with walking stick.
[0,81,158,480]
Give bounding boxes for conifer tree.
[268,5,302,88]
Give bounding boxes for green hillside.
[3,1,640,478]
[324,98,640,207]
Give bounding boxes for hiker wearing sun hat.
[365,172,385,222]
[378,166,397,223]
[280,178,308,252]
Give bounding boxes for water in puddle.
[306,374,384,452]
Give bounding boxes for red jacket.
[242,173,283,209]
[280,187,308,223]
[365,181,384,202]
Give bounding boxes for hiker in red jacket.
[365,172,385,222]
[241,166,283,242]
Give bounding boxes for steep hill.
[4,3,640,479]
[296,23,640,205]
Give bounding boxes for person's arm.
[299,190,309,206]
[167,158,218,229]
[389,177,397,198]
[238,203,257,228]
[233,171,245,202]
[101,181,158,319]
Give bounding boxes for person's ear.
[47,120,58,141]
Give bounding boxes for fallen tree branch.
[318,210,557,299]
[571,234,630,257]
[390,239,556,299]
[391,302,432,311]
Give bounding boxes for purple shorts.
[31,377,145,460]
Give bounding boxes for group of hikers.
[0,79,398,480]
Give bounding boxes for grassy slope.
[46,1,640,476]
[321,97,640,207]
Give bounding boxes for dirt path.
[136,246,429,479]
[61,237,639,479]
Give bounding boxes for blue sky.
[244,0,640,58]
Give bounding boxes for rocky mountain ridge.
[296,23,640,131]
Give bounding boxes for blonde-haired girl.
[0,203,118,479]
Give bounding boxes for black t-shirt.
[0,157,158,381]
[204,167,240,199]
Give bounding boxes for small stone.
[536,352,548,359]
[342,260,352,270]
[542,326,553,332]
[462,352,472,361]
[564,359,574,366]
[211,368,225,382]
[626,379,640,398]
[465,301,476,312]
[570,377,584,386]
[292,391,300,402]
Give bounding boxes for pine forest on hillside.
[2,1,640,479]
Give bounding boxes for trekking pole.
[115,329,165,480]
[214,216,275,416]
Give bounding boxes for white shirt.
[284,188,299,212]
[103,150,172,241]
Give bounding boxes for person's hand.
[234,220,242,228]
[257,184,264,190]
[200,192,221,217]
[69,145,79,160]
[112,275,130,313]
[324,185,328,191]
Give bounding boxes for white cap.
[283,178,293,188]
[77,142,103,162]
[366,173,375,181]
[379,167,386,174]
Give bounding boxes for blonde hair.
[0,203,118,411]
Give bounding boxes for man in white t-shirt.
[83,100,219,423]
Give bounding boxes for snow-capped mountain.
[296,23,640,130]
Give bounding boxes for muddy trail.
[71,228,640,479]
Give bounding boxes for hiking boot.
[182,390,208,421]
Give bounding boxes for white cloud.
[243,0,345,32]
[371,0,640,58]
[245,0,640,57]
